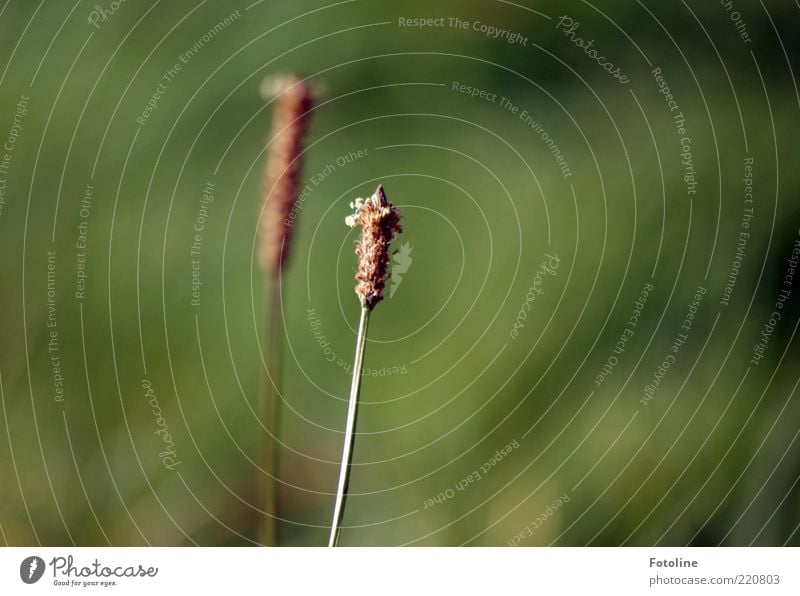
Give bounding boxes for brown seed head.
[259,74,314,273]
[346,185,402,310]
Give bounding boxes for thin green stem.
[328,306,370,547]
[258,272,282,546]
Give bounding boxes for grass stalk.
[257,271,283,545]
[328,306,370,547]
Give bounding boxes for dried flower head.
[259,74,314,273]
[346,185,402,310]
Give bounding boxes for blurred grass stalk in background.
[257,74,314,546]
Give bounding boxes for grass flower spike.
[329,185,402,547]
[259,74,314,273]
[346,185,403,310]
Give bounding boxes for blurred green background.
[1,0,799,546]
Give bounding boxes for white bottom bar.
[1,547,797,594]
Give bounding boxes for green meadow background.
[1,0,799,546]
